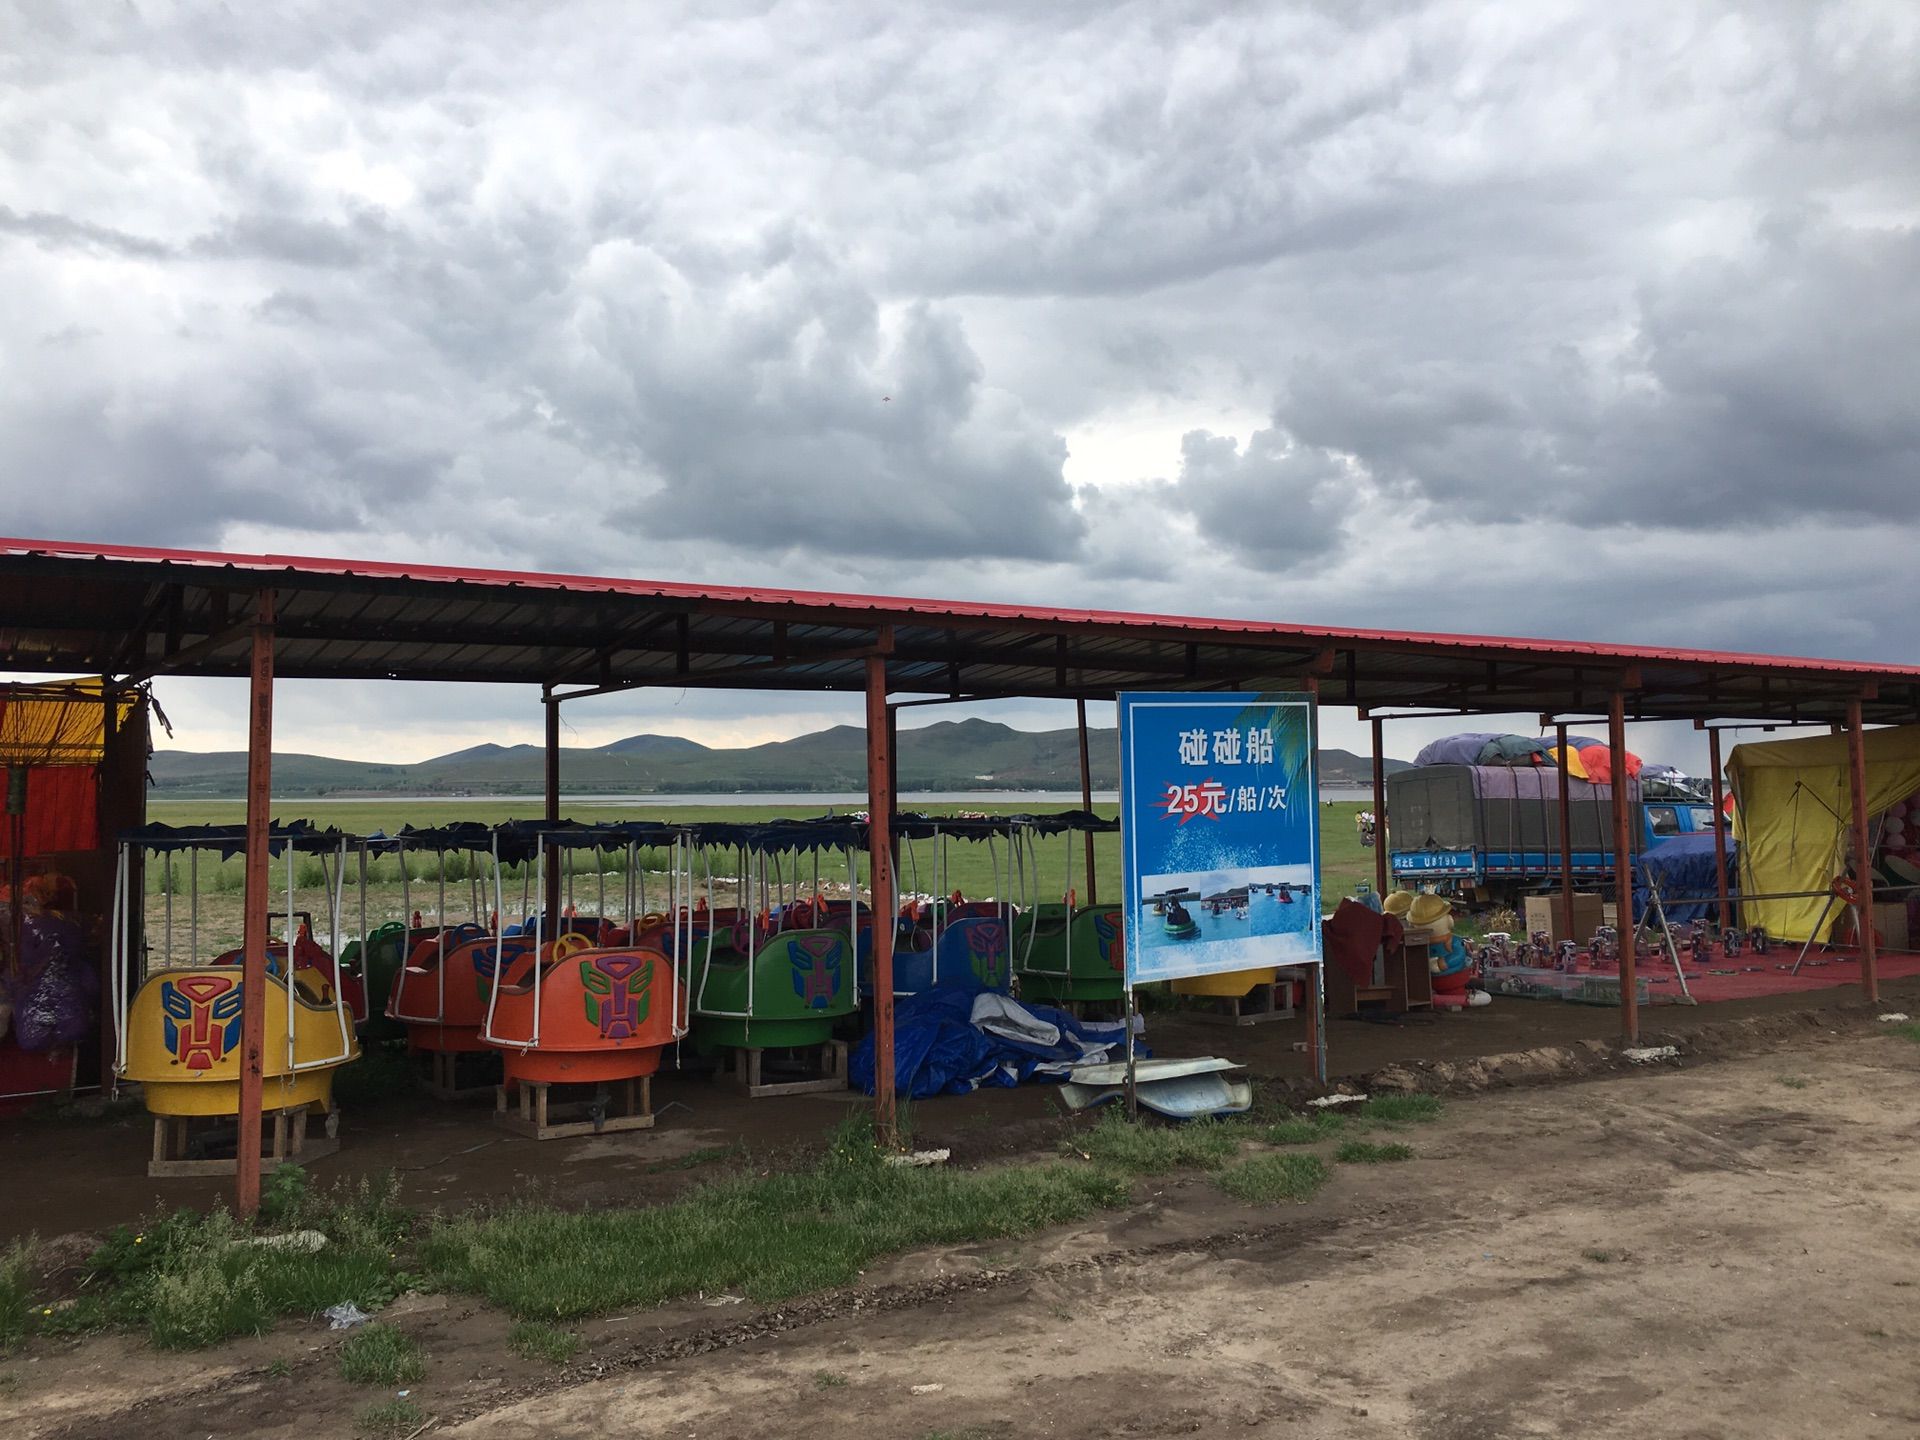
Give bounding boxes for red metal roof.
[0,535,1914,722]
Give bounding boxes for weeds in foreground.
[814,1369,849,1389]
[1067,1110,1243,1173]
[0,1239,33,1352]
[337,1324,425,1386]
[354,1396,425,1438]
[1215,1153,1329,1205]
[1895,1022,1920,1046]
[1582,1248,1619,1263]
[1263,1112,1349,1145]
[424,1113,1127,1320]
[33,1170,414,1351]
[1353,1094,1444,1128]
[1336,1140,1414,1165]
[507,1319,582,1365]
[1776,1075,1809,1089]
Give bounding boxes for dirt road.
[10,1030,1920,1439]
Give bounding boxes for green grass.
[1895,1022,1920,1045]
[507,1319,582,1365]
[0,1239,33,1352]
[814,1369,849,1389]
[1068,1110,1245,1173]
[354,1397,425,1438]
[1353,1094,1444,1128]
[1581,1248,1619,1263]
[35,1172,413,1351]
[1776,1075,1809,1090]
[1215,1153,1330,1204]
[1335,1140,1414,1164]
[1262,1112,1349,1146]
[337,1323,425,1385]
[423,1115,1128,1320]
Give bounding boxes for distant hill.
[146,721,1413,797]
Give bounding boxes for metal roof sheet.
[0,535,1914,723]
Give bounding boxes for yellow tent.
[1725,724,1920,942]
[0,679,140,766]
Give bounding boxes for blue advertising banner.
[1118,692,1321,984]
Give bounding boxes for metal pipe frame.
[1846,696,1880,1003]
[865,648,898,1145]
[1608,692,1638,1046]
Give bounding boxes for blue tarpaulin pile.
[1635,832,1734,924]
[849,989,1140,1099]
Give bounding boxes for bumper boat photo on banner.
[1118,692,1322,985]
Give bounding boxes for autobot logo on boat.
[787,935,843,1008]
[159,974,243,1070]
[580,955,652,1040]
[965,921,1007,986]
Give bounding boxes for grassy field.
[141,798,1378,954]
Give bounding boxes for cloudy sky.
[3,1,1917,773]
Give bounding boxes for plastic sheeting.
[1634,833,1733,925]
[1413,733,1505,767]
[1727,724,1920,943]
[847,988,1135,1099]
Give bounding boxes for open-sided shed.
[5,534,1919,1210]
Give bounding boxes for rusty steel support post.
[1305,677,1324,1084]
[1608,693,1637,1046]
[1078,699,1098,904]
[236,589,275,1217]
[543,687,561,920]
[1847,696,1879,1003]
[1556,723,1574,921]
[1709,726,1730,932]
[1370,715,1388,898]
[865,651,897,1145]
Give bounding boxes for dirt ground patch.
[8,969,1918,1243]
[7,1024,1920,1439]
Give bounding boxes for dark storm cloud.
[0,205,173,259]
[1277,215,1920,530]
[1,0,1917,734]
[1166,427,1354,569]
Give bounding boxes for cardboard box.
[1524,893,1605,944]
[1872,901,1909,951]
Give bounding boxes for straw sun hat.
[1382,890,1416,918]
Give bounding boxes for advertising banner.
[1118,692,1321,985]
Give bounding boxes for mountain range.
[146,719,1412,797]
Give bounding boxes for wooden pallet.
[148,1106,339,1178]
[718,1039,849,1098]
[422,1049,500,1101]
[494,1076,653,1140]
[1185,979,1297,1027]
